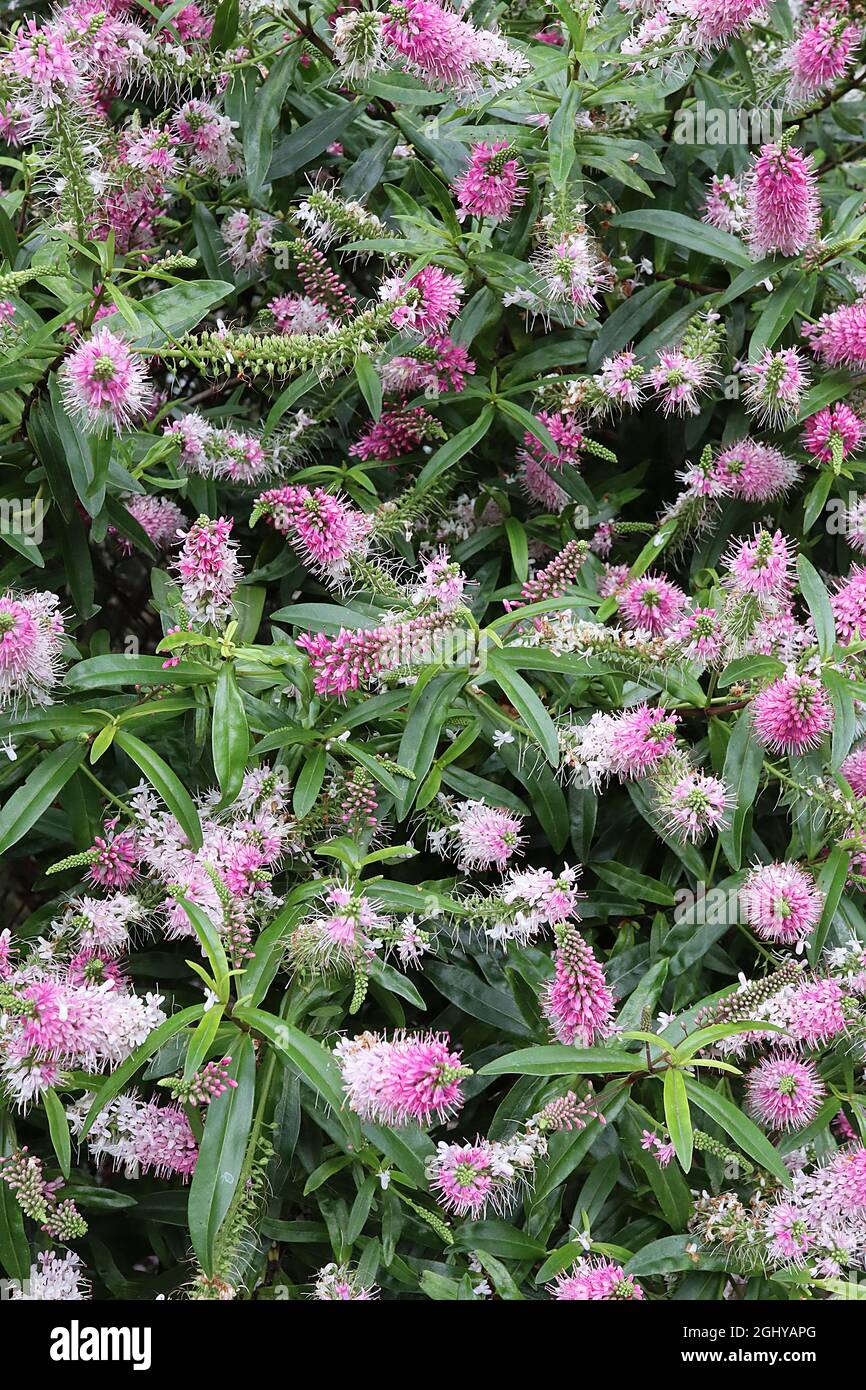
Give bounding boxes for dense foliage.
[2,0,866,1305]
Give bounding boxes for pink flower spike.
[802,404,865,465]
[453,139,525,222]
[620,573,687,636]
[746,1053,825,1131]
[60,328,153,435]
[547,1257,644,1301]
[390,265,464,333]
[752,673,833,754]
[746,139,820,258]
[608,704,679,778]
[742,861,823,943]
[542,921,615,1046]
[804,296,866,370]
[335,1030,470,1127]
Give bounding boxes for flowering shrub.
[2,0,866,1308]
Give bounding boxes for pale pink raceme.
[65,893,141,957]
[388,265,464,333]
[125,125,178,178]
[543,921,615,1045]
[380,0,528,98]
[9,1250,89,1302]
[0,590,65,708]
[647,347,713,416]
[67,949,126,991]
[287,886,400,976]
[746,140,820,257]
[67,1091,197,1179]
[311,1262,379,1300]
[221,209,278,271]
[382,0,482,88]
[256,484,373,580]
[268,293,333,336]
[428,1142,496,1216]
[712,440,800,501]
[8,19,81,108]
[620,573,687,635]
[427,1127,547,1216]
[802,403,865,465]
[87,819,140,890]
[115,494,185,554]
[831,565,866,642]
[2,977,166,1107]
[608,704,679,778]
[599,564,631,599]
[334,1030,470,1126]
[687,0,768,49]
[741,347,809,425]
[842,745,866,795]
[173,516,241,627]
[520,452,568,512]
[847,497,866,554]
[656,768,730,843]
[764,1200,814,1263]
[60,327,153,434]
[517,409,585,510]
[439,799,526,870]
[594,350,646,410]
[702,173,748,234]
[723,528,794,601]
[454,139,524,221]
[752,673,833,753]
[484,864,583,946]
[548,1257,644,1300]
[0,98,37,148]
[674,608,726,663]
[167,413,273,485]
[746,1053,825,1130]
[380,334,475,396]
[172,99,240,177]
[297,610,457,699]
[782,976,846,1046]
[414,549,467,611]
[742,861,823,943]
[533,225,609,314]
